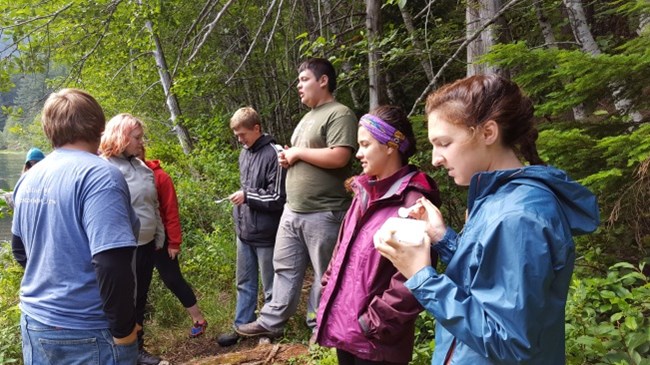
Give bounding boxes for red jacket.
[315,165,441,363]
[145,159,182,250]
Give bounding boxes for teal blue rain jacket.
[405,166,599,364]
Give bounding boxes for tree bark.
[409,0,522,116]
[533,0,586,121]
[399,4,434,82]
[139,1,193,154]
[321,0,362,110]
[563,0,642,122]
[638,12,649,36]
[366,0,384,110]
[466,0,502,76]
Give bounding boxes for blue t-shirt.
[12,148,139,330]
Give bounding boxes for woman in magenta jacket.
[314,105,441,365]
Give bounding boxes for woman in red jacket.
[314,105,441,365]
[140,147,208,338]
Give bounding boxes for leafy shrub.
[308,344,338,365]
[411,311,435,365]
[566,261,650,364]
[0,241,23,363]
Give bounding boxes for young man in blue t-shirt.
[11,88,140,365]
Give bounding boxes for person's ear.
[318,75,329,89]
[482,120,499,146]
[254,124,261,133]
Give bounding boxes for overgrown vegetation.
[1,0,649,363]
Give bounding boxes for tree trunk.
[300,0,317,38]
[137,0,193,154]
[563,0,642,122]
[144,20,194,154]
[366,0,384,110]
[534,1,556,47]
[321,0,362,110]
[342,62,362,110]
[399,4,434,82]
[384,73,397,105]
[563,0,599,55]
[638,12,649,36]
[466,0,502,76]
[534,0,586,121]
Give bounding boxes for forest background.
[0,0,649,364]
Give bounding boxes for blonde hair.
[42,88,105,147]
[100,113,144,157]
[230,107,261,130]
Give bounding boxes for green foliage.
[1,0,650,363]
[0,242,24,363]
[308,345,338,365]
[597,124,650,168]
[411,312,435,365]
[485,20,650,120]
[537,127,602,180]
[535,121,650,266]
[142,141,243,340]
[566,260,650,364]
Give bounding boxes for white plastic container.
[382,217,426,245]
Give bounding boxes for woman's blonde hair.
[100,113,144,157]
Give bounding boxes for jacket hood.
[145,159,161,171]
[469,165,599,235]
[250,134,277,152]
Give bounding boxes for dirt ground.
[157,275,315,365]
[160,334,310,365]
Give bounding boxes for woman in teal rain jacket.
[375,74,599,365]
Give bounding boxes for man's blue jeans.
[20,313,138,365]
[234,237,274,327]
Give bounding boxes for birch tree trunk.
[466,0,502,76]
[399,4,434,82]
[638,13,649,36]
[533,1,586,121]
[137,0,192,153]
[366,0,384,110]
[563,0,642,122]
[145,19,194,154]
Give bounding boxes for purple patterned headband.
[359,114,410,153]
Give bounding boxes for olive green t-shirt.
[287,101,358,212]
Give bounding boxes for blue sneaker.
[189,320,207,338]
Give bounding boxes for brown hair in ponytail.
[425,74,545,166]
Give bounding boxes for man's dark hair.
[298,58,337,93]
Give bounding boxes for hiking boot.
[189,320,208,338]
[234,321,281,338]
[216,331,239,347]
[137,348,161,365]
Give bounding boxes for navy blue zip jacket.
[234,133,286,246]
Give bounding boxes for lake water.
[0,151,27,241]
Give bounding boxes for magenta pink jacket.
[315,165,441,363]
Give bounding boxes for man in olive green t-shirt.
[236,58,357,338]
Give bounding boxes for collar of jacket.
[248,134,276,152]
